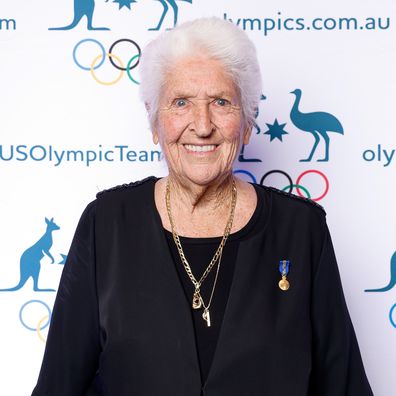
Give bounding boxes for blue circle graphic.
[389,303,396,328]
[73,38,106,71]
[233,169,257,184]
[19,300,52,332]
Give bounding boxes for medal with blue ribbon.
[278,260,290,291]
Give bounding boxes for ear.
[152,131,159,145]
[45,217,49,224]
[242,123,253,145]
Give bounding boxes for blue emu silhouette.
[290,89,344,162]
[148,0,193,31]
[49,0,192,31]
[365,251,396,292]
[0,218,60,292]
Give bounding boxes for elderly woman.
[32,17,373,396]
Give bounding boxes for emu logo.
[239,90,344,163]
[0,218,60,292]
[290,89,344,162]
[49,0,193,31]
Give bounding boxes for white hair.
[139,17,262,128]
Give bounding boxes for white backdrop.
[0,0,395,394]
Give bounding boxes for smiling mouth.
[183,144,218,153]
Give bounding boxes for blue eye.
[175,99,187,107]
[215,98,229,106]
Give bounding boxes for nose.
[190,103,215,137]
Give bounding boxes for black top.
[31,176,373,396]
[164,184,264,383]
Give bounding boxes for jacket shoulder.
[255,184,326,215]
[96,176,157,199]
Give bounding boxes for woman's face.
[153,57,252,187]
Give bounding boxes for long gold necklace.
[165,178,237,327]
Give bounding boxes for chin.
[180,167,229,187]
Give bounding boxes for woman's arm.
[31,201,101,396]
[309,222,373,395]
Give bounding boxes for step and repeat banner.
[0,0,395,394]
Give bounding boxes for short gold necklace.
[165,178,237,327]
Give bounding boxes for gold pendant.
[192,290,202,309]
[202,309,211,327]
[278,276,290,291]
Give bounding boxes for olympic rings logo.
[389,304,396,329]
[73,38,141,86]
[19,300,52,343]
[233,169,329,201]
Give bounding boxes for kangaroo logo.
[365,251,396,292]
[49,0,193,31]
[290,89,344,162]
[49,0,110,31]
[0,218,60,292]
[239,94,266,163]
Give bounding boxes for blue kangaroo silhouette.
[290,89,344,162]
[49,0,192,31]
[0,218,60,292]
[254,94,267,135]
[49,0,110,30]
[239,94,266,163]
[365,251,396,292]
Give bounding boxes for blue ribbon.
[279,260,290,276]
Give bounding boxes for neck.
[292,93,301,111]
[167,172,234,215]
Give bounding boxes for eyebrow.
[170,90,234,99]
[207,91,234,98]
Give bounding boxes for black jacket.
[32,176,373,396]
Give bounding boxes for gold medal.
[278,260,291,291]
[278,277,290,291]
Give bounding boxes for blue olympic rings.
[73,38,106,71]
[233,169,256,183]
[19,299,52,332]
[389,303,396,328]
[233,168,329,201]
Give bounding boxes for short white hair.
[139,17,262,128]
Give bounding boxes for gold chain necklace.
[165,178,237,327]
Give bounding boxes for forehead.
[162,57,237,98]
